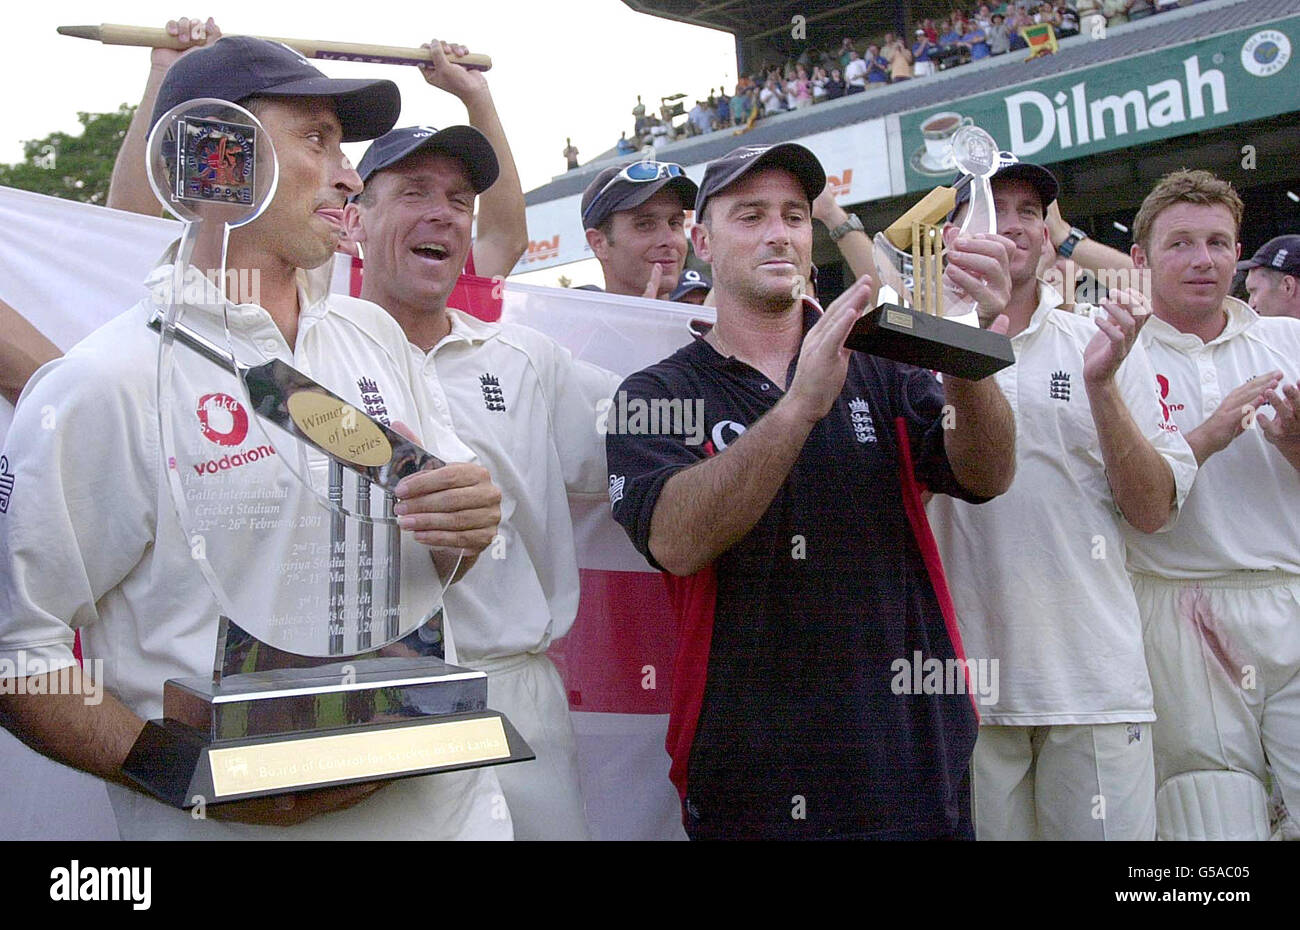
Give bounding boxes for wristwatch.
[828,213,864,242]
[1058,225,1089,259]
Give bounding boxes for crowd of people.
[1,9,1297,848]
[611,0,1216,154]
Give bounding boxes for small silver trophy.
[121,99,531,808]
[848,125,1015,380]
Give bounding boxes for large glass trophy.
[121,100,531,809]
[847,125,1015,380]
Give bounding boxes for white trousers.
[107,767,511,840]
[1132,570,1300,840]
[467,652,591,840]
[972,722,1156,840]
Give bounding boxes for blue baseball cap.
[356,125,500,193]
[669,267,712,301]
[151,36,400,142]
[949,159,1060,219]
[580,161,698,230]
[694,143,825,220]
[1237,235,1300,275]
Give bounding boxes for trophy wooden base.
[123,710,533,809]
[121,643,535,809]
[846,303,1015,380]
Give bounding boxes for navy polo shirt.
[606,304,988,840]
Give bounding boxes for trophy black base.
[846,303,1015,380]
[122,710,534,809]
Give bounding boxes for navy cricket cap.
[581,161,698,230]
[356,125,500,193]
[950,160,1060,217]
[694,143,825,220]
[1237,234,1300,275]
[151,36,401,142]
[669,267,712,301]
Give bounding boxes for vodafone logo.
[1155,375,1184,431]
[711,419,747,450]
[197,393,250,447]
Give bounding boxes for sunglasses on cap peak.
[582,161,688,225]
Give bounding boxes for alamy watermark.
[152,267,263,307]
[0,651,104,705]
[890,650,999,706]
[1043,263,1152,311]
[596,391,706,446]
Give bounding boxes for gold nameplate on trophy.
[209,716,511,797]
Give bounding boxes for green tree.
[0,104,134,206]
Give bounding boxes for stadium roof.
[529,0,1291,206]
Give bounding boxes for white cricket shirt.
[0,264,508,839]
[928,285,1198,724]
[1124,297,1300,578]
[415,307,621,661]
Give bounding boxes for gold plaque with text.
[885,309,914,329]
[209,717,510,797]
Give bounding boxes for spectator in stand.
[689,99,712,136]
[716,87,732,128]
[794,66,813,109]
[1129,0,1156,20]
[760,78,785,115]
[1056,1,1081,35]
[922,18,939,42]
[962,19,992,60]
[844,49,868,94]
[1104,0,1131,27]
[826,67,847,100]
[975,3,994,29]
[1077,0,1107,36]
[616,132,636,155]
[838,37,856,68]
[913,28,936,76]
[563,137,579,171]
[864,44,890,87]
[650,117,669,149]
[987,12,1012,54]
[811,66,829,102]
[885,33,913,82]
[938,19,964,63]
[730,83,750,124]
[1008,9,1031,51]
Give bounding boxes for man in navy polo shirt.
[605,143,1018,840]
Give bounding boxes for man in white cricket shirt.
[928,158,1197,840]
[0,37,511,840]
[1123,169,1300,840]
[343,123,622,839]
